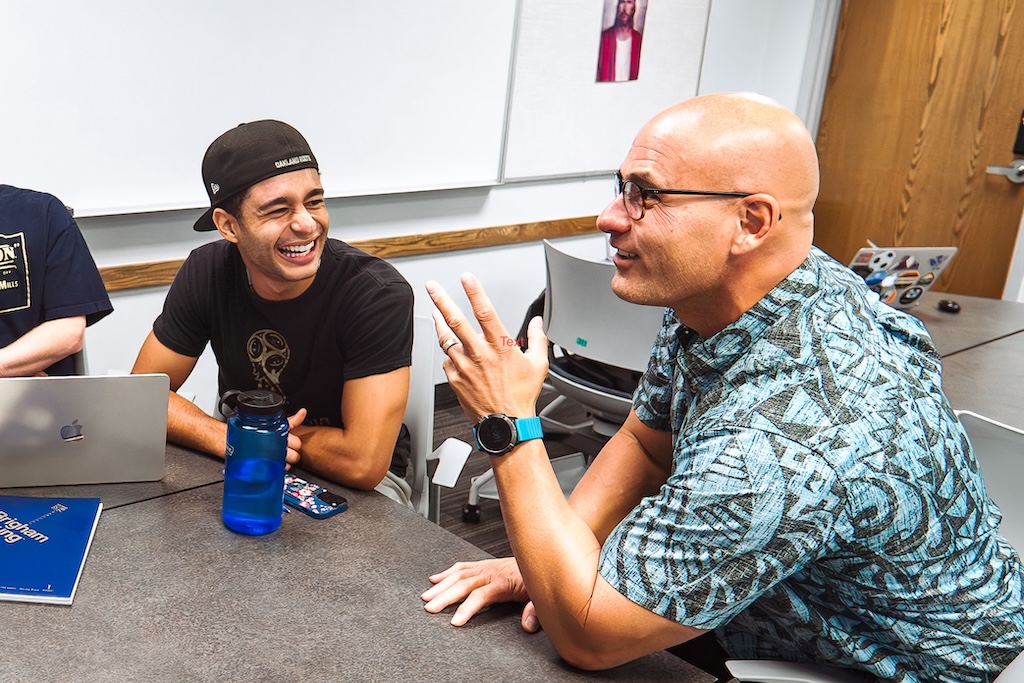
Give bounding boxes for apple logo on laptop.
[60,419,84,442]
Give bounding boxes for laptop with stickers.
[847,246,958,309]
[0,374,169,488]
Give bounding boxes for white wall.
[698,0,841,140]
[79,0,842,411]
[1004,212,1024,302]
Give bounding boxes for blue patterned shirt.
[598,248,1024,682]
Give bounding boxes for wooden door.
[814,0,1024,298]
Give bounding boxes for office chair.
[726,648,1024,682]
[461,239,664,523]
[406,315,471,524]
[539,238,663,438]
[71,345,88,375]
[724,660,870,682]
[727,411,1024,683]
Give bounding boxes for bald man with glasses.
[422,92,1024,682]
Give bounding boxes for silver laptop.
[0,374,169,487]
[847,246,958,309]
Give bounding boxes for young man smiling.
[132,120,414,501]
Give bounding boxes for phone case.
[283,474,348,519]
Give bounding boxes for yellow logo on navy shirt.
[0,232,30,314]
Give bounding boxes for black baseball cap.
[194,119,319,232]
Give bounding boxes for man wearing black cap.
[132,120,415,501]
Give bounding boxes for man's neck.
[245,267,317,302]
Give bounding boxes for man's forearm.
[490,440,643,666]
[492,439,700,669]
[0,316,85,377]
[166,391,229,457]
[289,424,395,490]
[568,419,671,544]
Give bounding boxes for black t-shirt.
[153,239,413,428]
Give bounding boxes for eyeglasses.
[615,172,753,221]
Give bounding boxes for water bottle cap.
[235,389,285,416]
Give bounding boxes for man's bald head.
[641,92,819,227]
[600,93,821,335]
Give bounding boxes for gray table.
[941,331,1024,431]
[0,448,707,683]
[0,441,225,509]
[914,291,1024,357]
[5,294,1023,682]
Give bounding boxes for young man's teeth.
[281,242,314,256]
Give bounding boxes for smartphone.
[283,474,348,519]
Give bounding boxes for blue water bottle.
[221,389,288,536]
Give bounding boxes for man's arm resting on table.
[423,411,680,640]
[0,316,86,377]
[494,413,705,670]
[423,275,704,669]
[291,367,409,490]
[132,330,228,455]
[131,332,408,488]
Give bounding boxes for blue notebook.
[0,495,102,605]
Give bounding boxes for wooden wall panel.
[814,0,1024,297]
[100,216,601,293]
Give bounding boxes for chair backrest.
[542,239,663,372]
[406,315,439,521]
[71,346,88,375]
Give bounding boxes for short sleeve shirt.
[0,185,113,375]
[153,239,413,427]
[598,248,1024,682]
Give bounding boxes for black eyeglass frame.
[615,172,754,220]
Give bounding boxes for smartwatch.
[473,414,544,455]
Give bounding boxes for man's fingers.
[288,408,307,430]
[422,574,484,614]
[459,273,511,346]
[283,409,305,467]
[522,600,541,633]
[524,315,548,362]
[450,588,496,626]
[426,280,478,350]
[423,578,503,626]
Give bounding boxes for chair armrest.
[428,437,472,488]
[725,659,869,683]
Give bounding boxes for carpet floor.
[431,383,609,557]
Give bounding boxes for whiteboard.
[1,0,517,216]
[502,0,710,180]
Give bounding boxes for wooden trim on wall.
[99,215,600,292]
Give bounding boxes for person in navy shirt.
[0,185,112,377]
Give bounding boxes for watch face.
[477,415,514,453]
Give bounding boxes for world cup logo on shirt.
[247,329,290,396]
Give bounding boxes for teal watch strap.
[514,416,544,443]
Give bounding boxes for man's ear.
[212,207,240,244]
[732,195,780,255]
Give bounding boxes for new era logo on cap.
[193,120,319,232]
